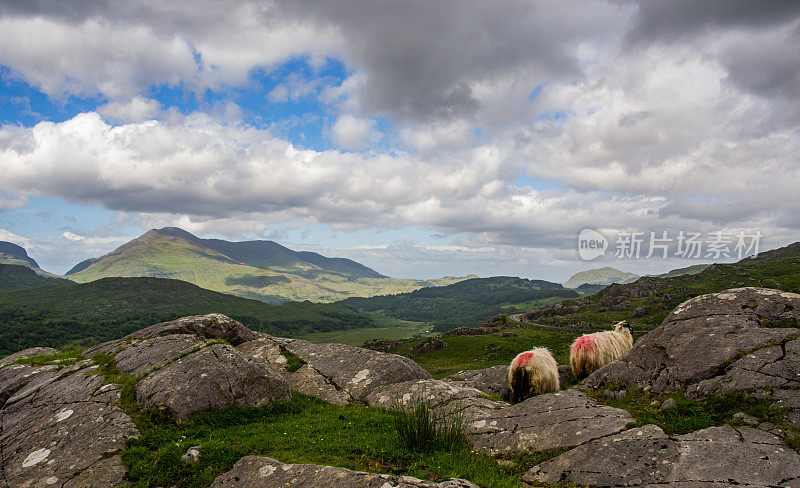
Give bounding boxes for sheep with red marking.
[570,320,634,380]
[508,347,559,403]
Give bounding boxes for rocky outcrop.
[136,343,290,420]
[587,288,800,392]
[447,365,509,397]
[127,313,257,345]
[468,389,633,455]
[586,288,800,426]
[236,334,432,404]
[0,360,138,488]
[210,456,481,487]
[524,424,800,487]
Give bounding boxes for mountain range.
[563,266,639,288]
[63,227,472,303]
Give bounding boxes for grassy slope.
[0,264,71,290]
[342,276,578,332]
[68,232,468,303]
[0,277,373,356]
[526,242,800,331]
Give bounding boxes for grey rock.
[0,365,138,488]
[113,334,211,376]
[136,343,290,421]
[366,379,507,423]
[210,456,481,487]
[0,347,59,366]
[525,424,800,487]
[732,411,759,426]
[446,365,509,397]
[0,363,59,406]
[182,445,202,463]
[557,364,576,386]
[659,397,676,411]
[468,389,633,455]
[128,313,257,345]
[237,336,351,405]
[586,288,800,394]
[238,335,431,402]
[63,455,128,488]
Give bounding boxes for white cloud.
[97,97,162,123]
[330,114,379,150]
[61,231,86,241]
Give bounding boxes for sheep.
[570,320,634,380]
[508,347,560,403]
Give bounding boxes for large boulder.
[586,288,800,395]
[0,361,139,488]
[127,313,257,345]
[0,347,58,366]
[211,456,481,488]
[136,343,290,420]
[525,424,800,487]
[446,365,509,398]
[467,389,633,455]
[237,335,432,403]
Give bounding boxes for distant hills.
[0,264,71,290]
[0,276,374,356]
[343,276,578,332]
[65,227,471,303]
[563,266,639,288]
[527,241,800,331]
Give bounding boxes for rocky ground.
[1,287,799,487]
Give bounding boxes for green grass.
[12,347,84,367]
[392,327,581,379]
[588,387,790,435]
[298,314,431,346]
[119,392,555,488]
[393,396,468,451]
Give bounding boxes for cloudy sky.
[0,0,798,281]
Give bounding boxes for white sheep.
[508,347,560,403]
[570,320,634,380]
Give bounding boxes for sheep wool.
[508,347,560,403]
[570,321,634,379]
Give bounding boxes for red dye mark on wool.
[513,351,535,367]
[572,335,597,353]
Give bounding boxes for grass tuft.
[393,396,468,451]
[12,348,84,368]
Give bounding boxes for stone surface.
[446,365,509,398]
[0,364,138,488]
[0,347,59,366]
[210,456,481,488]
[128,313,257,345]
[182,445,202,463]
[63,455,128,488]
[237,334,431,403]
[468,389,633,455]
[524,424,800,487]
[113,334,211,376]
[366,379,507,423]
[136,343,290,420]
[586,288,800,394]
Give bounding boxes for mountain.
[342,276,578,332]
[0,241,39,268]
[0,264,71,290]
[0,276,374,356]
[65,227,469,303]
[563,267,639,288]
[526,241,800,330]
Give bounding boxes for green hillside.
[65,228,468,303]
[0,264,71,290]
[655,263,711,278]
[563,266,638,288]
[342,276,578,332]
[0,276,373,356]
[526,242,800,331]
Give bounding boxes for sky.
[0,0,798,281]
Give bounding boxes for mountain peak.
[0,241,40,269]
